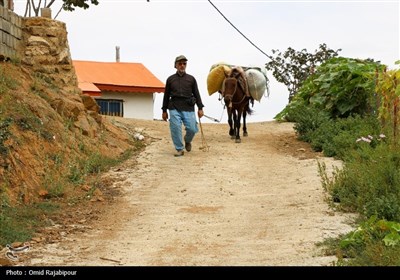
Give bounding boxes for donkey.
[221,67,253,143]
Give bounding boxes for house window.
[95,99,124,117]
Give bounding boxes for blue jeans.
[169,109,198,151]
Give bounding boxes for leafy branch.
[265,43,341,102]
[23,0,99,18]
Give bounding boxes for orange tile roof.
[79,81,101,93]
[73,60,165,93]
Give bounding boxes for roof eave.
[82,92,102,97]
[96,84,165,93]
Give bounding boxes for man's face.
[176,60,187,73]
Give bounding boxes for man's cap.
[175,55,188,66]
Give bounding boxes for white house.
[73,60,165,120]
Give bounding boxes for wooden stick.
[100,256,121,263]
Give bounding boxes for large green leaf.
[383,232,400,246]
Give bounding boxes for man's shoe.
[185,142,192,152]
[174,150,184,157]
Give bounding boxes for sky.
[13,0,400,123]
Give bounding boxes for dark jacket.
[162,72,204,112]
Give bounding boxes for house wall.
[100,91,155,120]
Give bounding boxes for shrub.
[311,115,381,159]
[290,103,330,142]
[323,143,400,222]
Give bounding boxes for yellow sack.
[207,64,231,95]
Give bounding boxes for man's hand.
[198,109,204,119]
[162,112,168,121]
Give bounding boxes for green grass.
[0,201,59,246]
[0,65,19,94]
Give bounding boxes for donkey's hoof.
[231,135,235,140]
[243,132,248,137]
[235,138,241,143]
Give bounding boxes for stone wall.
[21,17,78,92]
[0,5,22,60]
[21,17,100,136]
[1,10,78,91]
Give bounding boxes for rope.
[219,105,226,122]
[203,114,220,123]
[198,117,210,152]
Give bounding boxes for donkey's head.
[222,69,239,103]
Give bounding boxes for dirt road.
[19,119,354,266]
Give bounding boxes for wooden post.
[40,8,52,19]
[8,0,14,11]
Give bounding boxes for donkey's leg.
[242,108,248,137]
[227,108,234,138]
[234,109,241,143]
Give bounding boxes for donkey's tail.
[246,106,253,116]
[247,97,254,115]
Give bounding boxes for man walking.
[162,55,204,157]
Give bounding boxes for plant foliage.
[275,57,384,121]
[334,216,400,266]
[375,66,400,144]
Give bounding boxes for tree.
[265,43,341,102]
[24,0,99,18]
